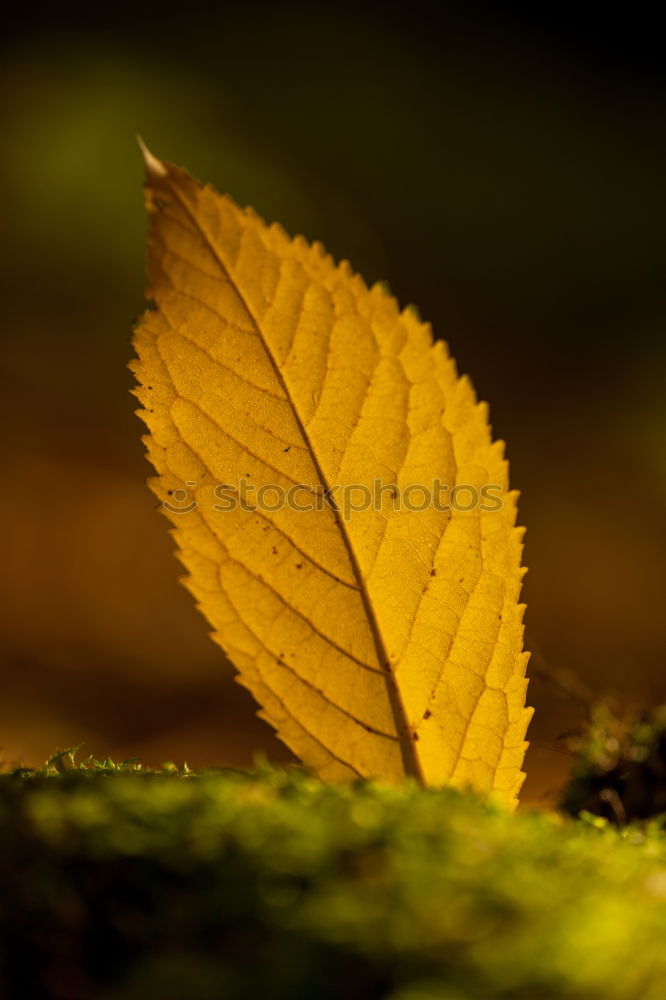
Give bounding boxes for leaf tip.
[136,135,168,180]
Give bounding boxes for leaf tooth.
[310,239,327,259]
[292,233,309,252]
[458,372,477,404]
[490,437,506,460]
[402,305,435,347]
[241,203,263,225]
[403,302,422,322]
[268,220,290,245]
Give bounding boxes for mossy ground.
[1,752,665,1000]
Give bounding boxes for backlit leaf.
[131,149,532,807]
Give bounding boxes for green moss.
[1,755,665,999]
[561,703,666,823]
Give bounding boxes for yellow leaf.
[131,150,532,807]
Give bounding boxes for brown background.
[1,1,664,805]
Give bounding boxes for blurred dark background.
[1,1,664,804]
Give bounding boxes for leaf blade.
[132,155,532,804]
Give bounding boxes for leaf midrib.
[166,174,424,783]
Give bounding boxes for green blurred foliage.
[562,701,666,822]
[1,761,666,998]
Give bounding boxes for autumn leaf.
[131,147,532,807]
